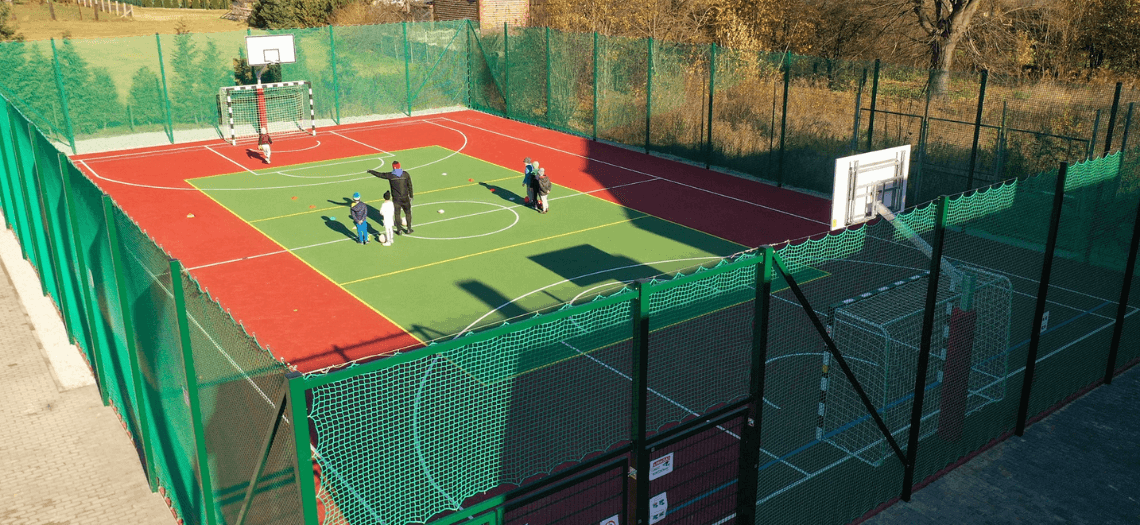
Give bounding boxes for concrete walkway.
[865,364,1140,525]
[0,226,172,524]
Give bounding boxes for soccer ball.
[401,217,407,227]
[378,234,388,244]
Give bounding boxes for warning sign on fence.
[649,492,668,524]
[648,453,674,480]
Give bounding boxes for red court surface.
[71,110,829,373]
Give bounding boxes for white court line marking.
[264,140,323,154]
[205,145,261,176]
[438,116,828,226]
[331,131,392,155]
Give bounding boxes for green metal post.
[645,37,653,154]
[9,116,46,290]
[155,34,175,144]
[328,25,341,125]
[235,386,290,525]
[1105,82,1123,155]
[913,70,935,202]
[49,39,77,155]
[1016,162,1069,436]
[56,153,111,410]
[102,194,158,492]
[0,102,30,263]
[705,43,716,169]
[545,26,551,120]
[1121,103,1136,155]
[503,22,510,119]
[778,53,790,187]
[966,69,988,191]
[631,281,651,525]
[850,68,867,154]
[289,372,321,525]
[592,31,599,141]
[27,133,77,348]
[1107,177,1140,384]
[170,259,219,525]
[995,101,1008,180]
[866,59,880,151]
[901,196,949,501]
[403,22,412,116]
[736,248,772,523]
[1088,110,1102,160]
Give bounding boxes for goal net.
[817,265,1012,466]
[218,81,316,145]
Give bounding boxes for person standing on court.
[535,168,552,213]
[368,161,414,235]
[350,192,369,244]
[522,157,536,207]
[379,191,395,246]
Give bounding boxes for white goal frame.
[219,81,317,146]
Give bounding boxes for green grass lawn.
[191,145,747,342]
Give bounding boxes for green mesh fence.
[112,207,204,523]
[161,31,247,138]
[334,23,410,120]
[6,102,61,310]
[261,26,339,124]
[596,35,647,148]
[308,291,635,525]
[709,49,781,184]
[468,24,507,117]
[548,30,595,137]
[407,21,469,114]
[648,41,710,162]
[179,272,301,525]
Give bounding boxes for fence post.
[9,119,48,292]
[705,42,716,169]
[403,22,412,116]
[1104,82,1123,155]
[592,31,599,141]
[328,25,341,125]
[545,26,551,120]
[1088,110,1102,160]
[630,281,651,525]
[850,68,867,154]
[1120,103,1135,155]
[1016,162,1069,436]
[736,247,772,523]
[0,102,31,264]
[645,37,653,155]
[169,259,219,525]
[101,194,158,492]
[28,136,79,348]
[866,58,881,150]
[503,22,510,119]
[901,195,949,501]
[913,70,935,202]
[1106,163,1140,384]
[994,101,1008,180]
[966,69,988,191]
[289,371,321,525]
[778,53,790,188]
[49,39,77,155]
[155,33,175,144]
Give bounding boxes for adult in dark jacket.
[368,161,414,234]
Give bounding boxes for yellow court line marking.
[339,216,650,286]
[186,179,427,346]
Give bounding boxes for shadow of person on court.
[478,182,524,205]
[327,198,353,208]
[321,215,357,240]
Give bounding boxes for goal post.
[219,81,316,145]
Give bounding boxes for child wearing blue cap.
[350,192,370,245]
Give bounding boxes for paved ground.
[0,249,172,524]
[865,364,1140,525]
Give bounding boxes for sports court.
[72,111,829,371]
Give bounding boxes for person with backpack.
[534,168,552,213]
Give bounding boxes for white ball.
[442,172,447,176]
[438,209,445,214]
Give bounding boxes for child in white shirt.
[379,191,395,245]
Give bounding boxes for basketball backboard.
[246,34,297,66]
[831,145,911,230]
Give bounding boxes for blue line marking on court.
[666,479,738,517]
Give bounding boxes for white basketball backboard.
[831,145,911,230]
[246,35,297,66]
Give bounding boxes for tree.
[84,69,126,132]
[910,0,986,93]
[249,0,353,29]
[1,2,23,42]
[127,67,165,126]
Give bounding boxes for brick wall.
[478,0,529,27]
[433,0,478,22]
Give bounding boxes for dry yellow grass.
[10,0,244,41]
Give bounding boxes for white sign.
[600,515,620,525]
[1041,311,1050,334]
[649,492,668,524]
[648,453,675,481]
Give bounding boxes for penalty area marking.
[77,120,469,192]
[402,201,519,241]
